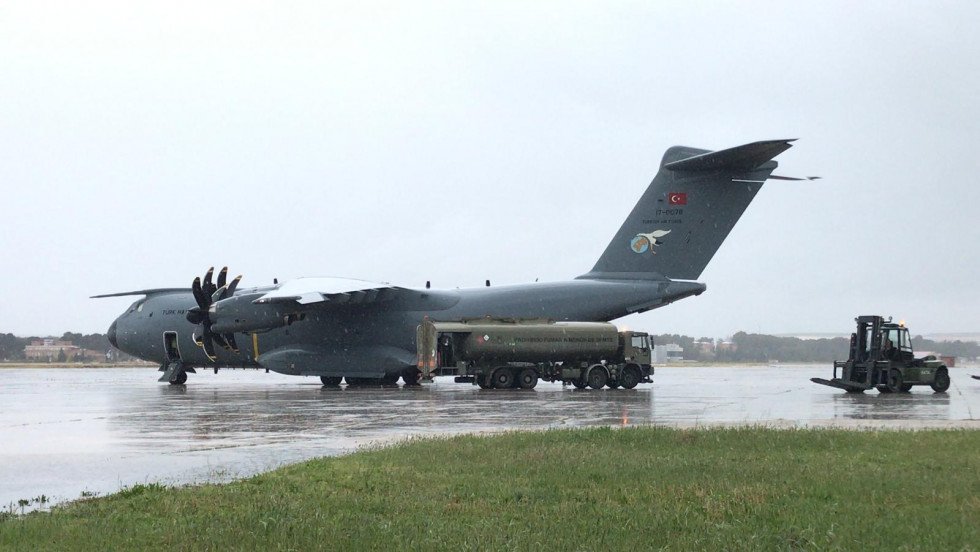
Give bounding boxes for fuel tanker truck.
[416,317,653,389]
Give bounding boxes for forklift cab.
[880,324,914,363]
[852,316,913,364]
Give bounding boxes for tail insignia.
[630,230,671,254]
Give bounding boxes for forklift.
[811,315,950,393]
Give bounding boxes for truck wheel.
[320,376,342,386]
[517,369,538,389]
[587,366,608,390]
[477,375,492,389]
[886,369,903,394]
[931,367,951,392]
[491,368,515,389]
[606,379,620,389]
[571,378,587,389]
[620,365,642,390]
[900,383,913,393]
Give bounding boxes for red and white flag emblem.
[668,192,687,205]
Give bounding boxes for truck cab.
[622,332,653,366]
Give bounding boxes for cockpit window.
[137,302,144,313]
[129,300,144,314]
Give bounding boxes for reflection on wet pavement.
[2,365,978,509]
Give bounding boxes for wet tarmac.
[3,364,979,509]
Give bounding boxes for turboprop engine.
[185,267,302,360]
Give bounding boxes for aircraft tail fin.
[579,139,794,282]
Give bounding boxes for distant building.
[23,339,101,362]
[717,341,737,352]
[654,343,684,363]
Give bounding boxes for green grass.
[2,427,979,551]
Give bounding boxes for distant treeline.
[653,332,980,363]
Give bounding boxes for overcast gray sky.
[1,1,977,339]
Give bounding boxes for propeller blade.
[202,334,217,361]
[227,275,242,295]
[224,333,240,354]
[212,333,231,351]
[217,266,228,289]
[191,277,209,310]
[203,267,217,297]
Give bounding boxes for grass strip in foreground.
[2,426,979,551]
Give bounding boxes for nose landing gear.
[158,331,196,385]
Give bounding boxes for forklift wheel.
[931,368,951,393]
[886,369,904,394]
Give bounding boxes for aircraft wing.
[253,277,398,304]
[251,277,459,309]
[91,288,189,299]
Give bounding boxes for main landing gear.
[320,369,421,387]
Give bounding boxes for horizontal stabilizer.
[665,139,795,173]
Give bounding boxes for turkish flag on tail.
[668,192,687,205]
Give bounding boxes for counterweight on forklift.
[811,315,950,393]
[417,318,653,390]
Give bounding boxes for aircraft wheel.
[570,378,587,390]
[587,366,608,390]
[320,376,342,386]
[170,372,187,385]
[931,367,951,393]
[620,364,642,390]
[491,368,515,389]
[402,368,421,386]
[886,369,903,394]
[381,374,400,385]
[517,369,538,389]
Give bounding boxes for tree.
[0,333,25,361]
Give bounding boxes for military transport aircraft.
[96,139,799,385]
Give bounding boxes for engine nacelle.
[209,292,299,334]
